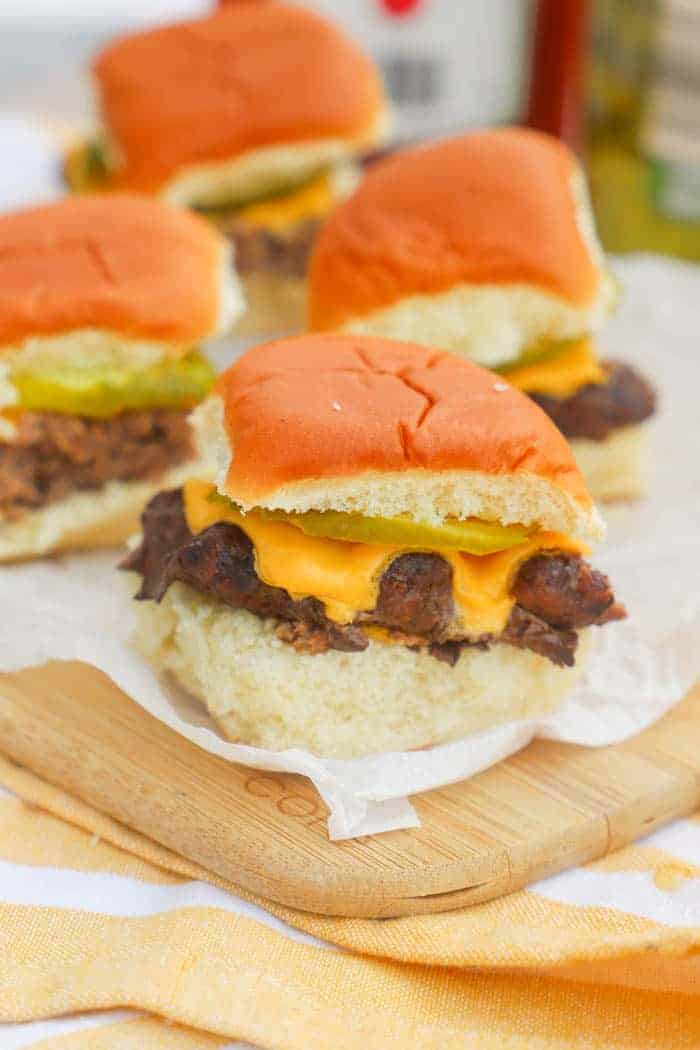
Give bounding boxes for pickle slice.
[256,506,532,554]
[12,350,215,418]
[198,169,332,231]
[63,141,110,193]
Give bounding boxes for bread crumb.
[332,400,342,411]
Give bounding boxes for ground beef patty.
[123,489,625,668]
[0,410,193,521]
[222,219,320,279]
[530,360,656,441]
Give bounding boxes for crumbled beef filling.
[531,360,656,441]
[358,553,455,638]
[0,410,192,521]
[123,489,626,667]
[511,552,626,628]
[122,493,367,653]
[221,219,321,278]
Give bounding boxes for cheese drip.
[64,143,334,233]
[504,338,607,399]
[183,480,585,637]
[235,172,333,233]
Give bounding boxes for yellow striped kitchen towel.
[1,753,700,1050]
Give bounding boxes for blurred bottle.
[526,0,590,151]
[587,0,700,259]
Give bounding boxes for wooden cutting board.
[0,660,698,918]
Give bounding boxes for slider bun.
[0,462,193,563]
[309,129,616,367]
[0,195,243,363]
[94,5,389,206]
[135,580,591,758]
[194,334,604,541]
[572,423,651,503]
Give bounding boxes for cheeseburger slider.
[309,129,656,502]
[122,334,625,759]
[65,3,389,335]
[0,194,242,562]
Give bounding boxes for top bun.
[193,334,603,541]
[93,4,388,205]
[0,194,240,354]
[309,129,616,368]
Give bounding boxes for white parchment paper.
[2,255,700,839]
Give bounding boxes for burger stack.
[1,3,640,764]
[65,2,390,334]
[0,194,242,561]
[122,334,625,758]
[308,128,656,502]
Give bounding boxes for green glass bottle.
[588,0,700,258]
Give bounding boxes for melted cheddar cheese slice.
[184,480,586,637]
[236,172,334,233]
[504,339,607,399]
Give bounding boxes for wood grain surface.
[0,660,698,917]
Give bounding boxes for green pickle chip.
[200,492,532,555]
[259,508,531,554]
[64,141,110,193]
[12,350,215,417]
[199,167,328,218]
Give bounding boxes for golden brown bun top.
[213,334,592,507]
[0,195,225,349]
[309,128,601,331]
[94,4,385,192]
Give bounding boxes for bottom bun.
[572,423,651,503]
[0,462,194,563]
[134,580,591,759]
[234,272,306,336]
